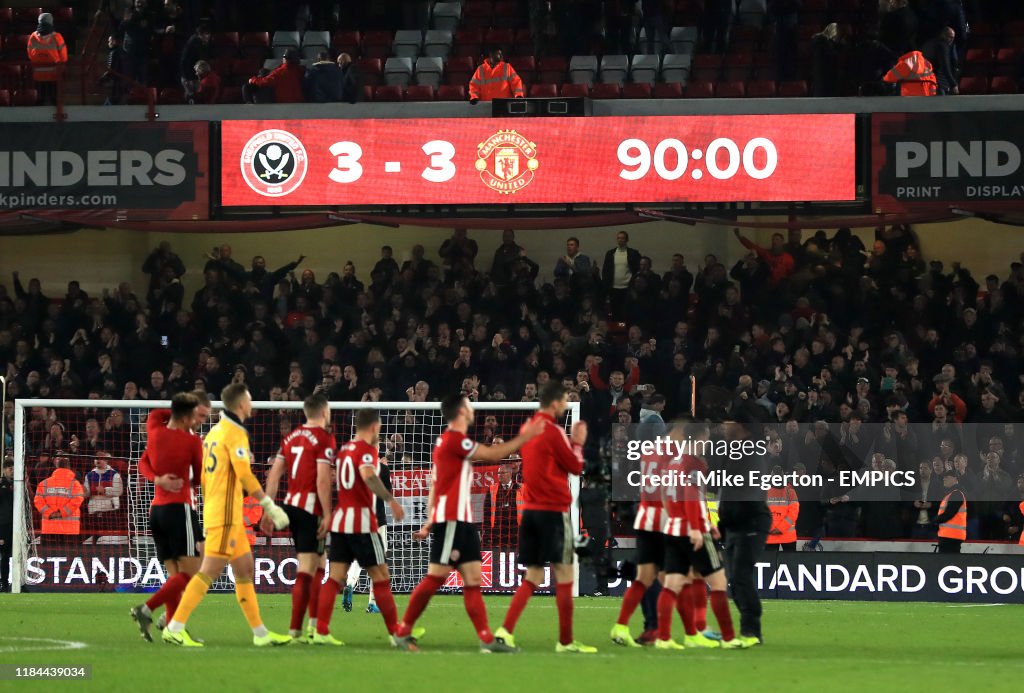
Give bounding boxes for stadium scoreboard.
[220,115,856,207]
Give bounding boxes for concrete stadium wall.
[0,218,1020,300]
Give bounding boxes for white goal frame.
[11,399,581,594]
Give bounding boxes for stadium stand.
[10,0,1009,105]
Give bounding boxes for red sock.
[556,582,574,646]
[463,585,493,643]
[709,590,735,642]
[372,580,399,634]
[291,572,312,631]
[656,588,677,641]
[616,581,646,626]
[678,584,697,636]
[308,568,324,621]
[396,574,444,637]
[693,578,708,631]
[316,578,341,635]
[502,580,536,633]
[146,571,190,616]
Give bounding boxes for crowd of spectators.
[85,1,1024,105]
[3,222,1024,543]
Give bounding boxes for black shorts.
[150,504,202,562]
[328,532,386,568]
[429,521,482,566]
[518,510,574,567]
[284,505,324,554]
[663,533,724,577]
[635,530,664,568]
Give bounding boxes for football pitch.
[0,593,1020,691]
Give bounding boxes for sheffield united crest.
[475,130,539,194]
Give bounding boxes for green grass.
[0,593,1022,691]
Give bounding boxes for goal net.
[11,399,579,595]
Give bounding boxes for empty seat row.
[566,54,692,85]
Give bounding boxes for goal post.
[11,398,580,596]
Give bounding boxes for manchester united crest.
[475,130,539,194]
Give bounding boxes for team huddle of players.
[129,381,753,653]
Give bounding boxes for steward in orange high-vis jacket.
[766,481,799,550]
[27,12,67,106]
[469,47,524,103]
[33,461,84,536]
[883,50,937,96]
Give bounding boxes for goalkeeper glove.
[259,496,290,530]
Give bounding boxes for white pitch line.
[0,637,88,654]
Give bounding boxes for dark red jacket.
[519,412,583,512]
[250,63,305,103]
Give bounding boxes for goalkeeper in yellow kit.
[163,383,293,647]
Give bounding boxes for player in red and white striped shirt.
[392,394,542,653]
[312,408,406,645]
[265,394,336,641]
[611,448,669,648]
[657,421,748,650]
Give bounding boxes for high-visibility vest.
[766,485,799,544]
[1018,501,1024,546]
[883,50,937,96]
[937,489,967,541]
[27,31,68,82]
[33,468,84,535]
[488,482,523,527]
[243,495,263,545]
[468,61,524,101]
[706,494,719,528]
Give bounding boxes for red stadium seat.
[362,30,392,59]
[239,32,269,60]
[715,81,745,98]
[374,85,404,101]
[158,87,185,105]
[684,80,713,98]
[453,41,482,58]
[0,88,9,107]
[559,82,589,98]
[212,32,239,57]
[11,88,35,106]
[622,83,652,99]
[445,55,474,85]
[437,84,466,100]
[957,76,988,95]
[219,86,243,103]
[357,57,383,87]
[463,1,494,29]
[778,80,808,97]
[652,82,683,98]
[965,48,993,65]
[529,82,557,98]
[990,76,1017,94]
[0,63,21,91]
[332,30,361,56]
[590,82,621,99]
[13,7,41,33]
[746,80,777,98]
[8,35,29,61]
[509,56,535,77]
[231,58,261,83]
[454,28,485,45]
[361,85,373,102]
[125,87,157,105]
[485,28,514,48]
[405,85,435,101]
[537,55,567,83]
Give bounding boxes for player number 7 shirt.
[431,429,478,523]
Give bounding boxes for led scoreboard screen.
[220,115,855,207]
